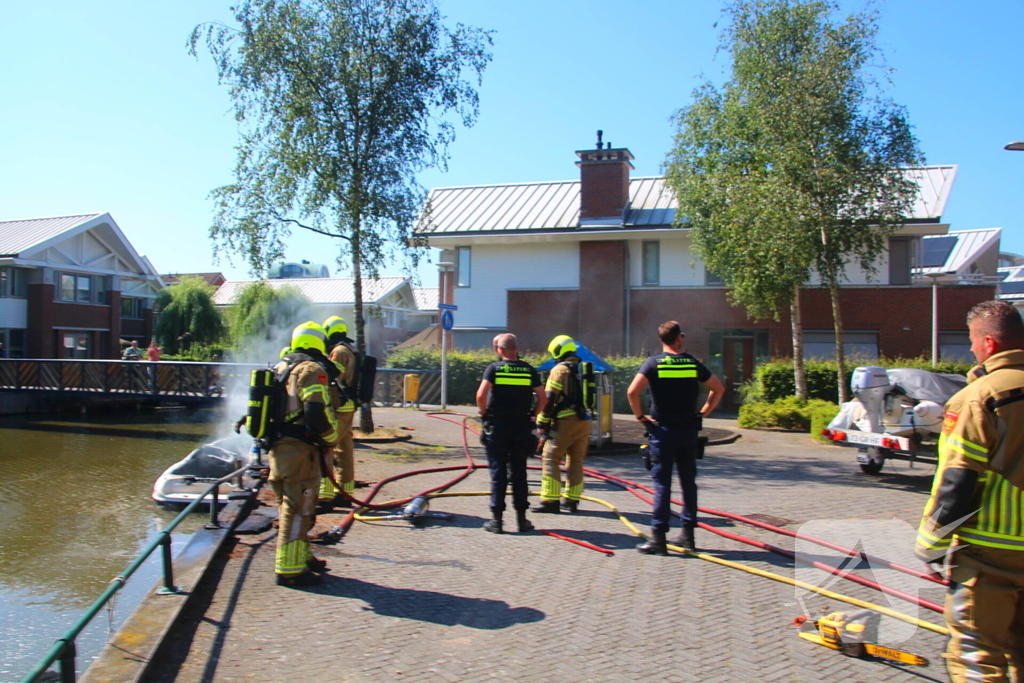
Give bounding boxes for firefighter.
[627,321,723,554]
[270,321,339,587]
[319,315,358,507]
[532,335,590,514]
[915,300,1024,682]
[476,333,546,533]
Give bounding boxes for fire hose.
[329,411,948,635]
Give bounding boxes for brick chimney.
[575,130,634,223]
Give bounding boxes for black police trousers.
[649,423,699,532]
[482,416,533,513]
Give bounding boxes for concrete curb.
[78,475,266,683]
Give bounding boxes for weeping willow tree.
[227,281,318,360]
[154,276,225,355]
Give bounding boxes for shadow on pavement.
[319,576,546,629]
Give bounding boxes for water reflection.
[0,406,226,680]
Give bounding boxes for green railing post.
[155,534,180,596]
[58,639,75,683]
[206,487,220,529]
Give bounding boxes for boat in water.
[152,434,254,506]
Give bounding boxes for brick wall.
[25,282,137,358]
[509,284,996,360]
[579,162,629,219]
[507,289,580,353]
[578,241,625,356]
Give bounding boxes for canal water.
[0,406,232,682]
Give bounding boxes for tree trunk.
[791,282,808,400]
[351,223,375,434]
[829,277,849,403]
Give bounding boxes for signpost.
[438,304,456,409]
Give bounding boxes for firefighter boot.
[531,500,561,514]
[637,530,668,556]
[276,571,323,588]
[560,498,578,513]
[306,556,328,572]
[483,511,503,534]
[670,526,696,551]
[516,510,534,533]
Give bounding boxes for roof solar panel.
[921,235,958,268]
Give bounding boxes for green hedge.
[386,348,649,412]
[745,356,973,405]
[738,396,840,439]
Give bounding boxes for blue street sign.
[437,303,458,311]
[440,309,454,331]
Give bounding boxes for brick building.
[416,134,995,411]
[0,213,164,359]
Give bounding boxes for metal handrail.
[18,464,251,683]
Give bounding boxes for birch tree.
[190,0,492,429]
[665,0,922,402]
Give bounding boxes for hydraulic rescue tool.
[795,610,929,667]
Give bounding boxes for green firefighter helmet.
[291,321,327,355]
[548,335,577,360]
[323,316,348,345]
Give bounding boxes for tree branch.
[270,212,350,241]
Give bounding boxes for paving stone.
[145,411,949,683]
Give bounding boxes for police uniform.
[915,349,1024,682]
[481,359,543,518]
[639,351,711,537]
[536,356,590,509]
[270,356,339,582]
[317,342,357,502]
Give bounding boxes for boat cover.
[169,444,242,478]
[886,368,967,404]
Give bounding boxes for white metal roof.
[418,166,956,238]
[0,213,105,256]
[915,227,1001,276]
[412,288,439,311]
[213,277,409,306]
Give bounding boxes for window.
[456,247,471,287]
[280,264,304,278]
[642,241,660,285]
[383,309,405,329]
[61,332,91,359]
[705,266,724,286]
[803,331,879,359]
[0,329,26,358]
[121,297,144,319]
[939,332,972,362]
[58,273,96,303]
[889,237,912,285]
[0,268,28,298]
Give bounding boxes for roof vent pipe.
[596,129,604,150]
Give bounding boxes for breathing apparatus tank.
[245,368,276,440]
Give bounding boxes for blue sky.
[2,1,1022,287]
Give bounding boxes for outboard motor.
[851,367,890,434]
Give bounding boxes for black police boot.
[483,511,503,534]
[276,570,323,587]
[516,510,534,533]
[670,526,697,551]
[530,500,561,514]
[559,498,578,513]
[637,530,668,556]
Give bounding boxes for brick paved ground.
[146,411,949,683]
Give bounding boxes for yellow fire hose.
[352,489,948,637]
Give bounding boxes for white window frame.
[642,241,660,286]
[456,246,471,287]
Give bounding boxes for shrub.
[738,396,839,433]
[745,356,973,404]
[386,348,649,411]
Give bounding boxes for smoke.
[208,285,324,446]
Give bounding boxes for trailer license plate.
[846,432,883,446]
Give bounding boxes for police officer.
[533,335,591,514]
[915,300,1024,682]
[317,316,358,508]
[627,321,723,554]
[476,333,546,533]
[270,321,339,587]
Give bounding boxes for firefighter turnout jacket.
[916,349,1024,561]
[276,357,339,446]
